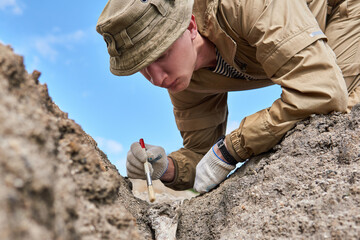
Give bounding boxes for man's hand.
[194,144,236,193]
[127,142,168,180]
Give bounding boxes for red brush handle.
[139,138,146,149]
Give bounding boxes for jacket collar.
[193,0,237,68]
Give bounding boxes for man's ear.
[187,14,197,40]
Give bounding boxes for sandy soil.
[174,109,360,239]
[0,43,151,240]
[130,179,197,203]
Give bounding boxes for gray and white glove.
[194,145,236,193]
[126,142,168,180]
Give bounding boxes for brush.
[139,138,155,202]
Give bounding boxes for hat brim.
[109,0,194,76]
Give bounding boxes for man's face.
[140,29,197,93]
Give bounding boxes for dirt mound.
[0,43,152,239]
[1,42,359,240]
[175,108,360,239]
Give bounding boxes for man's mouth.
[165,79,178,90]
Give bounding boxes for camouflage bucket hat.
[96,0,194,76]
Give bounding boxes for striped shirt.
[213,48,257,80]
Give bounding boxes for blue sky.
[0,0,281,176]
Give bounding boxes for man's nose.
[146,64,167,87]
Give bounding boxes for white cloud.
[95,137,123,155]
[33,30,86,62]
[94,137,127,175]
[226,120,240,134]
[34,37,58,61]
[0,0,25,15]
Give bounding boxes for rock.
[0,43,152,240]
[176,106,360,239]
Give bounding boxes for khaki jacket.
[164,0,349,190]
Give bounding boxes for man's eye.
[157,52,168,61]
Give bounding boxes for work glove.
[194,145,236,193]
[126,142,168,180]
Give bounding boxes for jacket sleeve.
[225,0,348,160]
[227,40,348,161]
[163,91,228,190]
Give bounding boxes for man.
[96,0,359,193]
